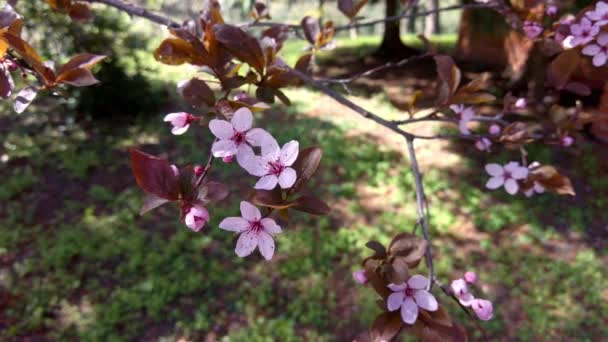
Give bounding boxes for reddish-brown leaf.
[291,146,322,191]
[262,25,289,51]
[213,24,266,75]
[129,149,180,200]
[57,53,105,75]
[434,55,461,106]
[68,2,93,21]
[140,193,171,215]
[547,49,580,90]
[338,0,369,19]
[0,31,55,85]
[197,181,230,205]
[13,86,38,113]
[369,311,403,342]
[301,16,320,45]
[292,195,330,215]
[154,38,198,66]
[56,68,99,87]
[388,233,428,268]
[0,67,14,99]
[251,188,296,209]
[177,77,216,108]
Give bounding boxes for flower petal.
[511,166,529,180]
[231,107,253,132]
[255,174,279,190]
[387,292,405,312]
[582,44,601,56]
[414,290,438,311]
[598,32,608,46]
[172,125,190,135]
[458,292,475,307]
[279,140,299,166]
[593,53,607,67]
[504,178,519,195]
[485,164,504,177]
[278,167,297,189]
[407,274,429,290]
[261,135,281,157]
[245,128,273,147]
[261,218,282,235]
[235,231,258,258]
[209,119,234,139]
[388,283,408,292]
[486,177,504,190]
[219,217,249,232]
[257,231,275,260]
[211,139,238,158]
[240,201,262,221]
[400,297,419,324]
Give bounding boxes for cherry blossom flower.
[560,135,575,147]
[219,201,282,260]
[464,271,478,283]
[485,162,529,195]
[352,269,368,285]
[586,1,608,26]
[164,112,196,135]
[450,105,475,135]
[514,98,527,109]
[582,32,608,67]
[523,21,543,39]
[170,164,179,176]
[546,5,558,17]
[475,138,492,152]
[387,275,438,324]
[450,278,475,306]
[564,18,600,48]
[185,205,209,232]
[471,299,494,321]
[242,139,299,190]
[209,107,272,166]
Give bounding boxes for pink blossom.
[514,98,527,109]
[352,269,368,285]
[475,138,492,152]
[194,165,203,176]
[209,107,273,166]
[170,164,179,177]
[586,1,608,26]
[450,105,475,135]
[241,138,299,190]
[164,112,196,135]
[450,278,475,306]
[185,205,210,232]
[485,162,529,195]
[564,18,600,48]
[471,299,494,321]
[582,32,608,67]
[523,21,543,39]
[387,275,438,324]
[219,201,282,260]
[560,135,575,147]
[546,5,558,17]
[464,271,478,283]
[488,124,501,136]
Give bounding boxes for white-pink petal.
[257,231,276,260]
[400,297,419,324]
[219,217,249,232]
[240,201,261,221]
[387,292,405,311]
[261,218,282,234]
[255,174,279,190]
[485,164,504,177]
[414,290,438,311]
[245,128,273,147]
[598,32,608,46]
[593,53,607,67]
[504,178,519,195]
[486,177,504,190]
[388,283,408,292]
[209,119,234,139]
[235,231,259,257]
[407,275,429,290]
[458,292,475,307]
[231,107,253,132]
[211,139,238,158]
[280,141,299,166]
[278,167,297,189]
[582,44,600,56]
[172,125,190,135]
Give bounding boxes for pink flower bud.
[546,5,557,16]
[475,138,492,152]
[561,136,574,147]
[514,98,527,109]
[464,271,478,283]
[164,112,195,135]
[222,155,235,163]
[472,299,494,321]
[451,279,468,297]
[5,60,18,72]
[488,124,501,136]
[194,165,204,176]
[170,164,180,177]
[185,205,209,232]
[352,269,368,285]
[523,21,543,40]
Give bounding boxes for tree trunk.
[424,0,441,36]
[407,6,418,33]
[377,0,418,57]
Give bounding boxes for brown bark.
[377,0,418,57]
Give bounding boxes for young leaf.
[388,233,428,267]
[129,149,180,200]
[177,77,216,108]
[154,38,198,65]
[57,53,105,75]
[291,146,322,191]
[301,16,320,46]
[0,66,14,99]
[13,86,38,113]
[56,68,100,87]
[370,311,403,342]
[365,240,387,257]
[197,181,230,204]
[292,195,330,215]
[434,55,461,106]
[68,3,92,21]
[547,49,580,90]
[140,193,171,215]
[213,24,266,75]
[251,188,296,209]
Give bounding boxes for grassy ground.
[1,34,607,341]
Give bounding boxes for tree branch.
[83,0,179,27]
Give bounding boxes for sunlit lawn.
[1,33,607,341]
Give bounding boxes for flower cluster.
[451,271,493,321]
[561,1,608,67]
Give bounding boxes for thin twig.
[405,137,434,290]
[194,139,217,189]
[83,0,179,27]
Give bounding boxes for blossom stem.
[433,277,488,338]
[194,139,217,189]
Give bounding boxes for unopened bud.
[194,165,204,176]
[561,136,574,147]
[222,155,235,163]
[488,124,501,136]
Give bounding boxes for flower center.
[249,220,263,232]
[268,160,285,176]
[504,171,512,180]
[404,287,414,297]
[232,131,245,144]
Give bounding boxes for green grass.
[1,35,606,341]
